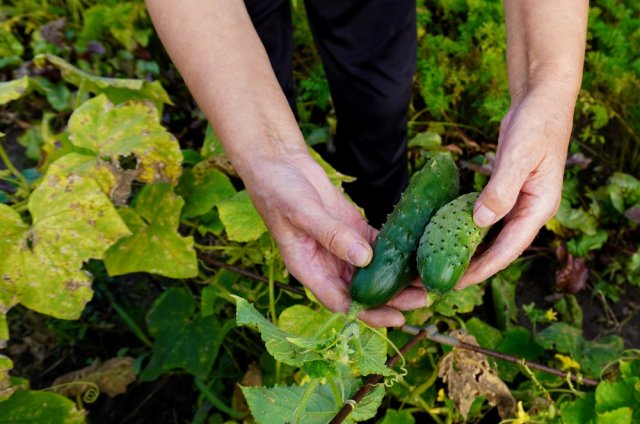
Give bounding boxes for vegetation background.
[0,0,639,422]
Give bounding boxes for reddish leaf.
[624,207,640,224]
[556,249,588,293]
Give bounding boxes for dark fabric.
[244,0,417,228]
[243,0,297,113]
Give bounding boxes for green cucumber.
[417,192,489,294]
[349,153,460,308]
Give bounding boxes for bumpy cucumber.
[417,192,488,294]
[349,153,460,308]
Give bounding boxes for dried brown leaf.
[53,357,136,398]
[232,362,263,414]
[438,330,516,419]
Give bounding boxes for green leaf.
[28,77,72,112]
[597,408,633,424]
[177,168,236,218]
[432,285,483,317]
[465,317,503,349]
[560,391,596,424]
[0,27,23,69]
[103,183,198,278]
[242,370,384,424]
[408,131,442,149]
[0,77,30,106]
[217,191,268,242]
[607,172,640,212]
[235,297,325,367]
[620,359,640,380]
[33,54,171,107]
[17,125,44,162]
[535,323,583,355]
[140,288,224,381]
[0,173,130,319]
[580,335,624,377]
[78,3,150,52]
[200,124,226,159]
[555,198,598,235]
[494,327,544,382]
[567,229,608,257]
[279,305,342,339]
[595,378,640,417]
[352,324,394,377]
[0,390,86,423]
[52,94,183,200]
[379,409,416,424]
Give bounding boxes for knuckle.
[482,184,517,212]
[323,224,344,254]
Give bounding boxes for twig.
[402,324,598,387]
[198,254,305,296]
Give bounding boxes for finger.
[474,139,539,228]
[300,273,406,328]
[385,286,428,310]
[358,307,406,328]
[290,207,373,268]
[456,192,555,289]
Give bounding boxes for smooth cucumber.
[417,192,488,294]
[349,153,460,308]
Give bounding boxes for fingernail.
[348,243,372,267]
[474,204,496,228]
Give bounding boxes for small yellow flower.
[544,308,558,322]
[555,353,581,371]
[437,388,446,402]
[513,401,530,424]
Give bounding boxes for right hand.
[242,149,427,327]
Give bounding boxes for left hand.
[456,88,574,289]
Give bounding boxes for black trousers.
[245,0,417,228]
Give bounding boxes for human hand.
[242,149,427,327]
[456,90,574,289]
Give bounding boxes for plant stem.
[103,288,153,348]
[292,378,320,424]
[0,142,29,193]
[194,378,244,419]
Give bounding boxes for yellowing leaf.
[0,355,14,402]
[48,95,183,203]
[217,191,267,242]
[0,173,130,319]
[0,77,30,106]
[0,390,86,422]
[33,54,171,106]
[103,183,198,278]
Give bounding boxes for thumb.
[474,154,533,228]
[290,208,373,267]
